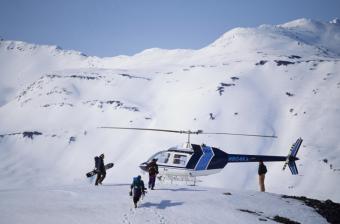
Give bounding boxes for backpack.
[263,165,267,174]
[132,177,142,189]
[259,164,267,175]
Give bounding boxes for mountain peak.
[279,18,320,28]
[207,18,340,57]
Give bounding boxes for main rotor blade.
[98,126,202,134]
[201,132,277,138]
[99,127,276,138]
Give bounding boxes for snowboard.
[86,163,114,178]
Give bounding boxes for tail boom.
[227,154,287,163]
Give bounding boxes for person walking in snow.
[95,153,106,185]
[146,158,159,190]
[130,175,146,208]
[258,160,267,192]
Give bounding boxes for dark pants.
[133,189,142,207]
[95,171,106,185]
[148,175,156,189]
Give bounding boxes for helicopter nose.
[139,162,148,172]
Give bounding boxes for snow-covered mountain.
[1,17,340,217]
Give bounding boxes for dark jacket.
[147,161,159,176]
[258,163,267,175]
[95,156,105,173]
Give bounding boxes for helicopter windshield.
[148,151,170,164]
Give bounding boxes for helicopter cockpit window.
[154,152,170,164]
[173,154,187,166]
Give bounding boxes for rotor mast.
[186,132,190,148]
[183,130,203,148]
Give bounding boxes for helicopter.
[99,127,302,180]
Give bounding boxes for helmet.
[100,154,104,158]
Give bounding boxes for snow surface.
[0,18,340,223]
[0,184,328,224]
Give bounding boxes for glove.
[129,191,132,196]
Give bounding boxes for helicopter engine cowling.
[187,144,229,172]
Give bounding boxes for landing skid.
[157,175,200,186]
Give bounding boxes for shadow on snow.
[139,200,184,209]
[101,183,131,187]
[155,187,207,192]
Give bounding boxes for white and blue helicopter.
[100,127,302,180]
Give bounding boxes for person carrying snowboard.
[130,175,146,208]
[146,158,158,190]
[94,153,106,186]
[258,160,267,192]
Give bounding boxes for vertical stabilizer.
[283,138,303,175]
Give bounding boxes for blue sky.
[1,0,339,57]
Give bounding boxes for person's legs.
[259,174,265,192]
[148,175,152,188]
[150,175,156,189]
[95,172,102,186]
[133,197,138,208]
[262,174,266,192]
[133,190,141,208]
[99,172,106,184]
